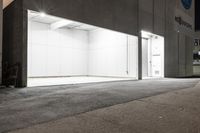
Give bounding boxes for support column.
[137,0,142,80]
[138,31,142,80]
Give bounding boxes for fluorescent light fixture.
[40,12,46,17]
[141,30,152,35]
[51,20,73,30]
[141,30,161,39]
[141,30,153,38]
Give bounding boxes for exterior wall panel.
[3,0,24,86]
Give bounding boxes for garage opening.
[141,31,164,79]
[27,10,138,87]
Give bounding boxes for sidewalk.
[9,82,200,133]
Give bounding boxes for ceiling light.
[40,12,46,17]
[50,20,73,30]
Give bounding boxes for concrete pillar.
[138,32,142,80]
[137,0,142,80]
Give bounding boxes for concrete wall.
[2,0,195,87]
[139,0,194,77]
[3,0,24,86]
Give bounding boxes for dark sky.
[195,0,200,31]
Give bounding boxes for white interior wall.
[127,35,138,78]
[28,21,88,77]
[28,20,138,78]
[88,29,138,78]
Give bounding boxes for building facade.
[3,0,195,87]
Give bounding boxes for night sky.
[195,0,200,31]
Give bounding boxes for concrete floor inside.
[0,78,199,133]
[27,76,135,87]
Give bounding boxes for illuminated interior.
[27,10,138,87]
[141,31,165,79]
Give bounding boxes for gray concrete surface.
[9,80,200,133]
[0,78,199,133]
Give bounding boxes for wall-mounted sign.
[174,9,194,33]
[175,16,193,30]
[181,0,192,10]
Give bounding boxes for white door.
[151,37,164,77]
[142,37,164,78]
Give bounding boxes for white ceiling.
[28,10,98,31]
[28,11,61,24]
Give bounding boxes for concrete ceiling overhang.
[3,0,14,9]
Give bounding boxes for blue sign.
[181,0,192,9]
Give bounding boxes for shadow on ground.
[0,78,199,133]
